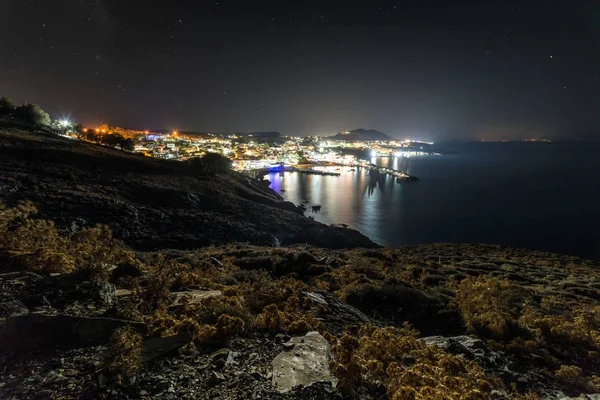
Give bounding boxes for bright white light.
[370,150,377,157]
[60,119,71,127]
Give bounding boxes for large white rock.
[272,331,337,393]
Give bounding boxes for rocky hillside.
[0,127,375,250]
[0,198,599,399]
[1,126,599,399]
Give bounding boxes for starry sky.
[1,0,599,140]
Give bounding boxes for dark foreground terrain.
[0,127,374,250]
[0,128,599,399]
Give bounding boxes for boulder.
[272,331,337,393]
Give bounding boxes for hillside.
[0,126,599,400]
[328,128,392,141]
[0,127,375,250]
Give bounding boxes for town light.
[60,119,71,127]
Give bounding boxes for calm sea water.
[267,142,600,260]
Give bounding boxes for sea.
[266,141,600,260]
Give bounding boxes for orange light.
[102,130,106,133]
[144,130,149,134]
[83,128,88,133]
[95,129,99,133]
[173,131,178,136]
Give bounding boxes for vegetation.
[0,97,16,116]
[79,129,135,150]
[12,103,51,126]
[330,325,500,399]
[0,200,135,276]
[188,152,232,173]
[1,200,600,398]
[104,326,143,384]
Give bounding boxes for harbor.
[247,162,418,182]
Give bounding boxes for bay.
[267,142,600,260]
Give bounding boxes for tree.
[72,124,84,139]
[99,132,125,148]
[13,103,51,126]
[0,97,16,116]
[189,152,232,174]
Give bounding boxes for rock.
[115,289,133,297]
[272,331,337,393]
[169,289,222,307]
[91,283,116,307]
[275,333,291,343]
[0,314,145,351]
[141,332,193,362]
[0,300,29,318]
[281,342,295,351]
[422,335,504,369]
[64,369,79,377]
[226,350,239,366]
[302,291,372,335]
[209,348,230,368]
[209,371,226,385]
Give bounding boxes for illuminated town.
[71,124,435,179]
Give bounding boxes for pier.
[362,162,419,182]
[245,163,417,181]
[290,167,340,176]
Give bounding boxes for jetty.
[362,163,419,182]
[291,168,340,177]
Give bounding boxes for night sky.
[1,1,599,140]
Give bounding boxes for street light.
[60,119,71,127]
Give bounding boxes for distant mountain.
[327,128,392,141]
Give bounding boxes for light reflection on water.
[266,158,406,245]
[266,145,600,260]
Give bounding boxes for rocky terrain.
[0,127,375,251]
[0,126,599,399]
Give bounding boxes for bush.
[330,325,501,399]
[456,276,527,338]
[104,326,142,383]
[12,103,51,126]
[0,201,135,276]
[189,152,232,174]
[0,96,16,115]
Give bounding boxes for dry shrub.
[330,325,500,399]
[0,201,134,277]
[254,295,325,333]
[135,254,188,314]
[519,304,600,349]
[456,276,526,337]
[554,364,600,392]
[183,314,245,344]
[238,274,307,313]
[104,327,142,384]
